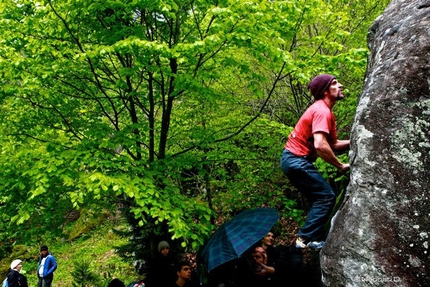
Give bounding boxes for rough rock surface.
[320,0,430,286]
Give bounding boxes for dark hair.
[175,261,191,273]
[107,278,125,287]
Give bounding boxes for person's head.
[175,261,192,281]
[107,278,125,287]
[157,240,170,256]
[40,245,49,257]
[308,74,343,101]
[251,246,267,265]
[261,232,275,249]
[10,259,22,271]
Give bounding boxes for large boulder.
[320,0,430,286]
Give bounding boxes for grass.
[19,217,140,287]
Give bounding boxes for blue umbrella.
[199,207,279,272]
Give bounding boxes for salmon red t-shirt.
[284,100,337,160]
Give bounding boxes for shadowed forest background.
[0,0,390,285]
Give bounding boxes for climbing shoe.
[295,237,307,249]
[307,241,325,250]
[295,237,325,250]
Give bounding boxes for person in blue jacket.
[37,245,57,287]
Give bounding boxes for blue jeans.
[280,149,336,241]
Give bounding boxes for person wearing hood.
[36,245,57,287]
[146,240,178,287]
[7,259,28,287]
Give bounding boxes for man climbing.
[280,74,350,250]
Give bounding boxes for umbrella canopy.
[199,207,279,272]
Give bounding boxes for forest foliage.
[0,0,390,266]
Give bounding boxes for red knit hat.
[308,74,336,100]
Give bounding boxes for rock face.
[320,0,430,286]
